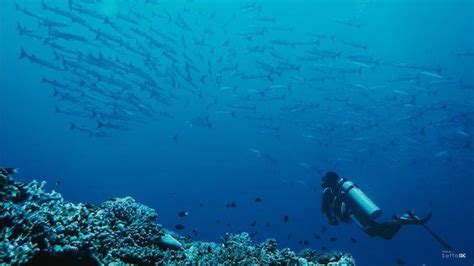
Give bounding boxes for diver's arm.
[321,188,332,215]
[321,188,331,214]
[322,188,339,225]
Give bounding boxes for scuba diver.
[321,171,453,250]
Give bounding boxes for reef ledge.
[0,169,355,265]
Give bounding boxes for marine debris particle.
[0,168,355,265]
[396,258,407,265]
[177,210,189,217]
[175,224,186,230]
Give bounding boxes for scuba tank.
[340,180,382,220]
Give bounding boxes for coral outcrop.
[0,169,355,265]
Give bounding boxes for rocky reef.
[0,168,355,265]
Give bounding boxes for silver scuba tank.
[341,180,382,220]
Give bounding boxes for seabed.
[0,169,354,265]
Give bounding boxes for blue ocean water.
[1,0,473,265]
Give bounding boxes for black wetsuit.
[363,218,403,240]
[321,179,351,225]
[321,187,339,225]
[322,181,419,240]
[320,171,450,250]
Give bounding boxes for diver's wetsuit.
[322,191,401,239]
[321,172,431,240]
[365,210,432,239]
[321,187,339,225]
[364,218,403,240]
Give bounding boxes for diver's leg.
[375,220,402,240]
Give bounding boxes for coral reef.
[0,169,355,265]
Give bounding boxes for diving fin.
[419,211,432,224]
